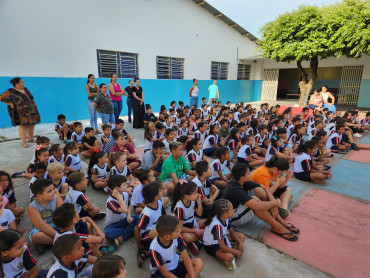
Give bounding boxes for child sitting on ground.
[48,144,65,165]
[172,181,205,255]
[210,147,233,189]
[131,169,156,215]
[253,124,268,156]
[135,181,166,267]
[92,255,127,278]
[287,124,305,152]
[29,163,48,201]
[104,175,139,249]
[101,124,112,150]
[203,124,221,156]
[109,152,137,189]
[65,172,106,220]
[47,162,69,199]
[237,135,264,168]
[265,136,294,163]
[55,114,73,142]
[71,122,85,149]
[81,127,101,158]
[162,128,177,155]
[116,119,135,147]
[149,215,204,278]
[203,199,245,271]
[28,179,63,254]
[186,138,206,170]
[141,140,165,177]
[326,124,351,153]
[110,132,141,170]
[0,171,25,219]
[0,194,24,233]
[87,151,110,193]
[144,122,156,152]
[63,142,81,175]
[47,234,97,278]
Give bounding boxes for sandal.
[99,245,115,255]
[28,139,36,143]
[113,237,124,249]
[137,249,148,268]
[22,143,30,148]
[271,230,298,241]
[286,223,300,234]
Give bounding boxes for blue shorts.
[294,172,311,182]
[151,260,186,278]
[204,244,221,257]
[98,113,115,124]
[29,223,58,242]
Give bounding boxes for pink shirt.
[110,82,123,102]
[110,142,135,154]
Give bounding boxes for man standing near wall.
[207,80,219,105]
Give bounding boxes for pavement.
[1,103,369,278]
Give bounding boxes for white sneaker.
[224,258,236,271]
[353,133,362,138]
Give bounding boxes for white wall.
[0,0,258,80]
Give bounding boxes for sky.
[207,0,339,38]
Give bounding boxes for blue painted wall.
[0,77,261,128]
[358,79,370,108]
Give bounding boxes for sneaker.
[103,186,110,194]
[35,244,50,255]
[351,143,359,151]
[113,237,124,249]
[11,171,25,178]
[99,245,115,255]
[353,133,362,138]
[224,258,236,271]
[194,240,203,252]
[189,242,199,255]
[93,212,106,220]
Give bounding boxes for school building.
[0,0,369,128]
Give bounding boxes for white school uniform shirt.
[360,118,370,127]
[286,124,295,139]
[144,134,154,150]
[53,176,67,193]
[155,130,165,140]
[203,216,231,247]
[163,139,172,153]
[210,115,217,124]
[193,130,207,143]
[325,123,336,136]
[254,133,266,147]
[137,200,165,236]
[65,189,89,214]
[91,163,108,179]
[187,149,204,168]
[71,131,85,144]
[104,192,130,228]
[0,208,15,229]
[234,111,241,122]
[149,236,187,275]
[131,183,144,207]
[203,134,219,149]
[265,146,281,163]
[201,110,209,120]
[246,127,255,136]
[287,134,302,149]
[3,246,37,278]
[177,127,189,137]
[47,256,88,278]
[64,154,81,172]
[237,145,252,160]
[174,200,199,228]
[308,128,318,140]
[192,176,212,199]
[326,132,342,149]
[294,152,312,174]
[110,165,132,177]
[164,122,174,130]
[211,159,230,179]
[48,154,65,165]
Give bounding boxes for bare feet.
[313,179,326,186]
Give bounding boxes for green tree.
[257,0,370,107]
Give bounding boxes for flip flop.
[99,245,115,255]
[286,223,300,234]
[28,139,36,143]
[22,144,30,148]
[271,230,298,241]
[137,249,148,268]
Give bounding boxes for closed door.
[338,65,364,106]
[261,69,279,101]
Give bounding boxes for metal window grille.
[156,56,184,79]
[237,64,251,80]
[211,61,228,80]
[97,50,138,78]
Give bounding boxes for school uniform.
[137,200,166,248]
[210,115,217,124]
[164,122,174,130]
[48,154,65,165]
[254,133,267,148]
[46,255,90,278]
[0,208,15,229]
[210,159,230,182]
[101,134,113,149]
[71,131,85,144]
[64,154,81,172]
[177,127,189,137]
[163,139,173,153]
[265,146,282,163]
[193,130,207,144]
[203,216,231,257]
[246,127,255,136]
[308,128,318,140]
[91,163,109,189]
[203,134,220,156]
[326,132,342,152]
[53,176,67,193]
[2,246,37,278]
[187,149,204,169]
[237,145,252,164]
[3,189,17,204]
[144,134,155,151]
[149,236,187,278]
[286,124,294,139]
[55,123,72,140]
[174,200,199,229]
[287,134,302,149]
[110,165,132,177]
[131,183,144,209]
[65,189,90,217]
[234,112,241,122]
[293,152,312,181]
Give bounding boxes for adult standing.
[0,77,41,148]
[308,89,323,111]
[132,77,145,129]
[207,80,219,105]
[189,78,199,108]
[321,85,336,113]
[108,74,127,123]
[85,74,99,133]
[123,80,134,123]
[93,83,115,126]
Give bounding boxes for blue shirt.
[208,84,219,98]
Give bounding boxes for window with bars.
[237,64,251,80]
[97,50,138,78]
[156,56,184,79]
[211,62,228,80]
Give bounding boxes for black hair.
[225,129,239,148]
[316,130,327,137]
[202,97,206,101]
[156,122,164,130]
[53,234,81,260]
[116,119,124,125]
[36,136,50,145]
[314,120,323,127]
[258,124,267,131]
[208,124,218,136]
[170,101,176,106]
[156,215,179,236]
[107,175,127,190]
[250,119,259,135]
[197,122,206,130]
[165,128,175,136]
[30,178,53,196]
[73,122,82,129]
[205,199,231,226]
[57,114,66,120]
[34,147,49,164]
[276,127,287,135]
[63,141,78,157]
[52,203,76,229]
[87,151,106,183]
[366,112,370,117]
[0,171,14,195]
[265,156,289,170]
[236,122,246,129]
[10,77,22,86]
[220,119,228,125]
[241,135,253,145]
[160,105,166,113]
[177,135,189,144]
[34,162,47,171]
[231,163,249,181]
[50,144,61,154]
[195,161,209,177]
[267,122,275,132]
[99,83,106,89]
[134,77,140,82]
[87,74,94,84]
[270,136,281,148]
[102,124,111,131]
[172,181,198,211]
[153,140,165,149]
[92,255,126,278]
[193,78,197,83]
[214,147,229,160]
[142,181,161,204]
[145,104,151,110]
[302,107,309,112]
[289,124,303,141]
[132,168,152,184]
[66,172,85,189]
[84,127,94,133]
[297,140,317,154]
[336,124,345,130]
[0,229,23,276]
[186,138,201,153]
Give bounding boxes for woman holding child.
[0,77,41,148]
[132,77,145,129]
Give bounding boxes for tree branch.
[297,61,308,83]
[309,56,318,81]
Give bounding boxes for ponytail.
[87,74,94,84]
[186,138,200,153]
[205,199,230,226]
[132,168,151,184]
[265,155,289,171]
[109,152,124,169]
[171,181,197,212]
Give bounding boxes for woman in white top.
[189,79,199,108]
[320,85,336,113]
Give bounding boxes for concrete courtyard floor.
[1,102,368,278]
